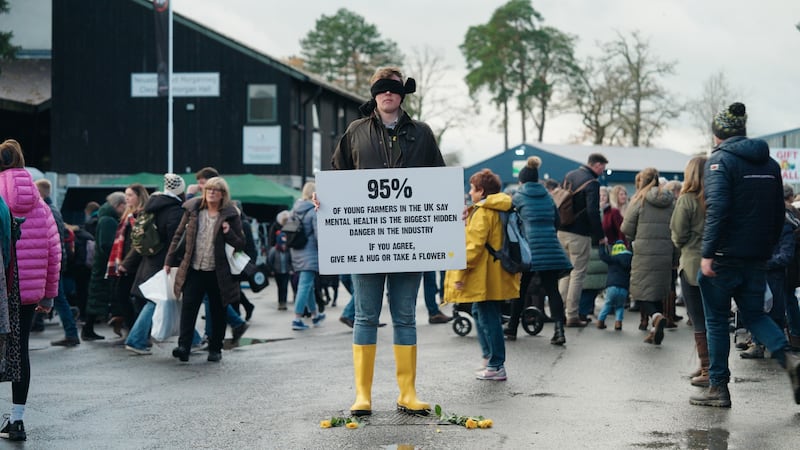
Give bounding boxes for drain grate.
[326,410,443,426]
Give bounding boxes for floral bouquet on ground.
[320,416,360,429]
[434,404,493,429]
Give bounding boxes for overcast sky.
[175,0,799,165]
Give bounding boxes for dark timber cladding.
[50,0,364,176]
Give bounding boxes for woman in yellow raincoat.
[444,169,520,381]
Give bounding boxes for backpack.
[485,208,532,273]
[551,178,595,227]
[71,228,95,270]
[282,210,310,250]
[130,212,163,256]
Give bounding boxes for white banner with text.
[316,167,467,275]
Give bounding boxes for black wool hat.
[518,156,541,184]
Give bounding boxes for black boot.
[689,384,731,408]
[81,316,105,341]
[550,321,565,346]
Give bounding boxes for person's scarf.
[105,213,136,278]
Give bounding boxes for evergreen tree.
[300,8,402,96]
[0,0,20,68]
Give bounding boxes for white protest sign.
[316,167,467,275]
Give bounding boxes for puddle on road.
[631,428,730,450]
[222,337,294,349]
[684,428,730,450]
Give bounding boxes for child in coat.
[597,241,632,330]
[267,232,293,310]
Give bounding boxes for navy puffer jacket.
[702,136,783,260]
[512,182,572,274]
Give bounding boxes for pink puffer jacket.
[0,168,61,304]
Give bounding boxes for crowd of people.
[1,66,799,443]
[437,102,800,414]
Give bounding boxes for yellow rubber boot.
[394,345,431,415]
[350,344,376,416]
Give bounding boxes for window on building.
[248,84,277,122]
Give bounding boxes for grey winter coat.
[621,187,677,303]
[289,199,318,272]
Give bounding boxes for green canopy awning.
[100,172,300,209]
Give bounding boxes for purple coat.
[0,168,61,304]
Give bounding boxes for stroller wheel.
[521,307,544,336]
[453,315,473,337]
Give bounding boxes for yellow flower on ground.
[465,418,478,429]
[478,419,493,428]
[320,420,332,428]
[345,422,359,429]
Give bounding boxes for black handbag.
[241,262,269,293]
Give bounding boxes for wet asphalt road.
[10,282,800,449]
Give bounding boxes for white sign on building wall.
[130,73,220,97]
[242,126,281,165]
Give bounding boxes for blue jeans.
[54,280,78,338]
[203,296,245,337]
[699,261,789,386]
[422,271,442,316]
[352,272,421,345]
[294,271,318,317]
[472,301,505,370]
[126,301,155,350]
[340,274,355,321]
[598,286,626,322]
[127,301,202,349]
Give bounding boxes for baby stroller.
[451,273,546,337]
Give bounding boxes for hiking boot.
[740,343,765,359]
[691,370,710,388]
[0,416,25,441]
[172,346,190,362]
[614,321,622,331]
[565,318,587,328]
[51,336,80,347]
[785,351,800,404]
[596,320,607,330]
[689,384,731,408]
[476,366,507,381]
[550,321,566,346]
[428,313,452,324]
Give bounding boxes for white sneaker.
[125,345,152,355]
[476,366,507,381]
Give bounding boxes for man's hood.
[717,136,770,164]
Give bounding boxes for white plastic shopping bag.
[138,268,177,302]
[151,298,181,341]
[225,244,251,275]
